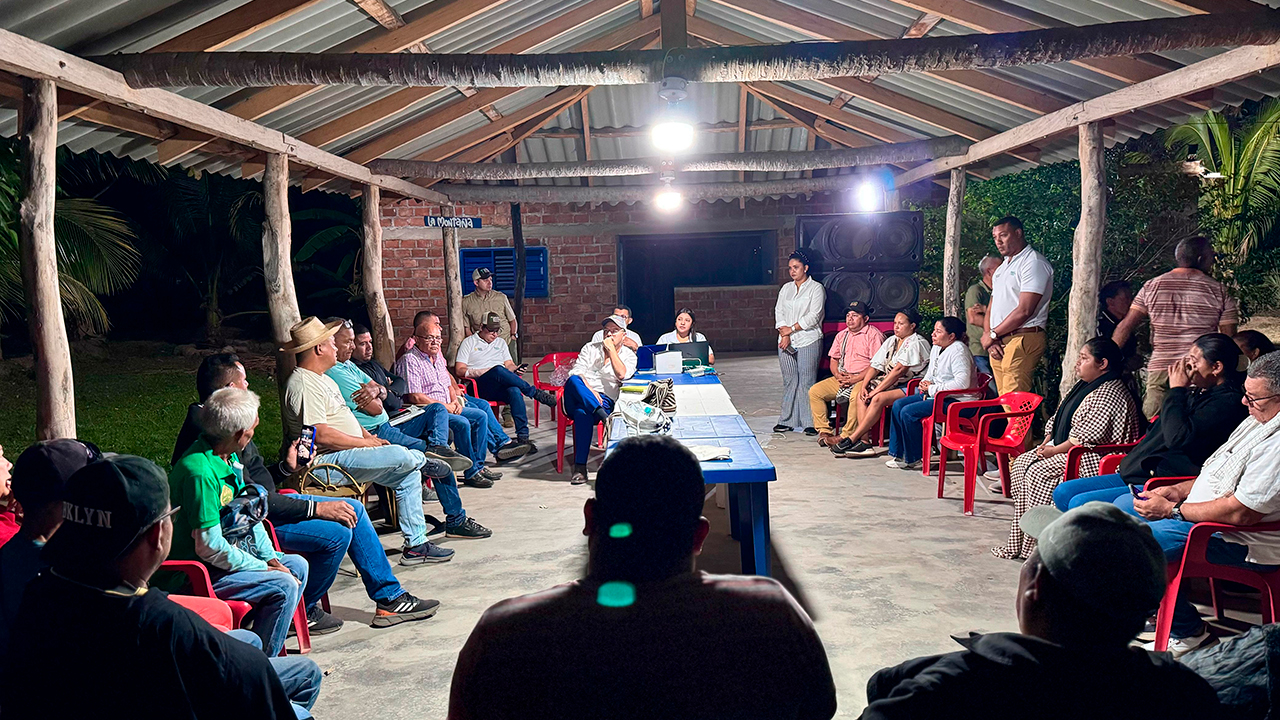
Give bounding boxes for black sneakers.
[400,540,455,566]
[372,592,440,628]
[463,472,494,488]
[845,440,879,458]
[803,427,818,436]
[307,605,344,635]
[532,388,558,407]
[494,440,534,462]
[478,466,502,482]
[425,445,473,473]
[446,517,493,539]
[772,424,791,433]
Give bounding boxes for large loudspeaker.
[796,211,923,321]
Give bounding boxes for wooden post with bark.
[943,167,966,317]
[1060,122,1106,398]
[19,78,75,440]
[442,208,465,361]
[263,152,301,401]
[511,201,527,363]
[361,184,396,368]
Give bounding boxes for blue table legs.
[726,482,771,576]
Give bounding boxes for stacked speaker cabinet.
[795,211,924,323]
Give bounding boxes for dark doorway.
[618,231,772,342]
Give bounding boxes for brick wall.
[379,195,851,359]
[674,285,779,352]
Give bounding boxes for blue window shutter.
[459,247,548,298]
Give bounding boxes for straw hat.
[281,316,343,353]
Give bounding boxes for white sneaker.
[983,468,1002,481]
[885,457,905,468]
[1143,627,1214,659]
[885,458,922,470]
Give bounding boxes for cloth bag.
[219,483,270,547]
[640,377,677,414]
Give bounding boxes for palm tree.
[1166,99,1280,264]
[0,141,144,354]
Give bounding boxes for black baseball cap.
[846,300,873,317]
[11,439,102,509]
[43,455,176,569]
[472,267,493,281]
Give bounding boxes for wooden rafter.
[581,95,594,187]
[154,0,511,164]
[898,40,1280,186]
[662,0,689,48]
[152,0,325,52]
[689,18,1039,163]
[529,118,799,138]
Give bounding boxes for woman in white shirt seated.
[830,310,931,458]
[773,251,826,433]
[656,308,714,365]
[880,317,977,470]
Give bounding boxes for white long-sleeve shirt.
[922,342,979,401]
[570,341,638,400]
[774,278,825,349]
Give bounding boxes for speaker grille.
[796,211,923,322]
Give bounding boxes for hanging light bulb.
[853,180,882,212]
[655,186,684,212]
[652,77,694,154]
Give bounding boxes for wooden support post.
[1061,122,1106,398]
[943,166,966,317]
[20,78,75,439]
[442,208,465,361]
[511,201,527,362]
[361,184,395,367]
[263,153,301,399]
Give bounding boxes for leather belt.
[1007,327,1045,337]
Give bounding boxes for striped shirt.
[1133,269,1239,369]
[393,346,453,403]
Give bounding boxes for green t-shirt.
[325,360,389,431]
[168,437,244,562]
[964,281,991,357]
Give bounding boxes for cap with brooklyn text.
[43,455,175,569]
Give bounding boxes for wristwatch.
[989,330,1000,341]
[1170,505,1185,522]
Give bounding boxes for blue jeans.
[888,392,937,464]
[974,355,992,378]
[373,414,466,528]
[562,375,614,465]
[228,629,322,718]
[475,366,537,439]
[315,444,429,546]
[273,494,404,606]
[1122,505,1280,638]
[445,404,490,479]
[211,553,308,657]
[464,395,510,451]
[1053,473,1130,511]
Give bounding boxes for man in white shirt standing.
[563,315,638,485]
[1128,350,1280,657]
[456,313,558,447]
[591,304,643,350]
[981,216,1054,396]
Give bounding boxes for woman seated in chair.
[881,317,980,470]
[656,308,714,365]
[992,337,1143,560]
[1053,333,1248,512]
[830,311,931,458]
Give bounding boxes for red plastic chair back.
[991,392,1041,446]
[171,595,236,633]
[533,352,579,429]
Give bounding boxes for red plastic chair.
[916,373,993,478]
[937,391,1043,515]
[158,559,254,631]
[555,385,607,474]
[461,377,505,420]
[1144,476,1280,651]
[1063,441,1140,482]
[532,352,578,428]
[170,594,236,633]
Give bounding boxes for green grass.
[0,343,282,469]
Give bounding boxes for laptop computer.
[667,341,710,365]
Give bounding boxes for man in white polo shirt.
[981,216,1054,395]
[456,313,558,446]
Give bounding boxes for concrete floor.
[309,352,1030,718]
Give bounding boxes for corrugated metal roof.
[3,0,1280,193]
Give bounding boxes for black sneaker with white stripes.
[371,592,441,628]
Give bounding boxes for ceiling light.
[854,180,882,212]
[655,187,684,212]
[652,76,694,153]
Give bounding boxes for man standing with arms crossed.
[982,216,1054,395]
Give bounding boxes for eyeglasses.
[414,334,443,343]
[1245,393,1280,407]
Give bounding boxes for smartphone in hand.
[1129,484,1145,499]
[516,363,530,374]
[301,425,317,456]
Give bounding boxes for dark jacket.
[1118,383,1247,484]
[172,405,315,525]
[356,358,406,412]
[861,632,1221,720]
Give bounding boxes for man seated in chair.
[4,453,317,719]
[285,316,493,543]
[174,353,446,632]
[1127,350,1280,657]
[169,387,309,657]
[456,312,558,450]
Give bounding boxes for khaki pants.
[992,331,1046,396]
[808,377,864,436]
[1144,369,1169,420]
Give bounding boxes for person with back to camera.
[656,307,715,365]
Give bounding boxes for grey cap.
[1020,502,1167,623]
